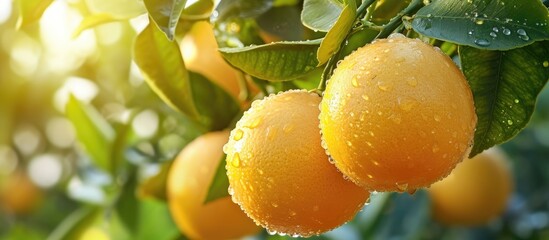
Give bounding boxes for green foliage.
[460,41,549,156]
[317,2,357,65]
[16,0,54,28]
[301,0,343,32]
[219,39,321,81]
[204,155,231,203]
[143,0,187,40]
[134,22,200,119]
[66,95,115,173]
[412,0,549,50]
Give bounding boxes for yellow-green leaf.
[16,0,54,28]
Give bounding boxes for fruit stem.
[317,0,378,91]
[375,0,424,39]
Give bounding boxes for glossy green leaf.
[73,13,119,38]
[257,6,304,41]
[16,0,54,28]
[301,0,344,32]
[317,3,356,65]
[189,72,241,131]
[219,39,321,81]
[65,95,115,173]
[134,22,199,119]
[460,41,549,156]
[412,0,549,50]
[204,155,230,203]
[115,169,139,235]
[180,0,213,19]
[47,206,101,240]
[144,0,187,40]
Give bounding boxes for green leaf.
[367,191,430,239]
[412,0,549,50]
[301,0,344,32]
[134,22,199,119]
[317,3,357,65]
[65,95,115,173]
[257,6,304,41]
[138,162,172,201]
[189,72,241,131]
[16,0,54,28]
[460,41,549,156]
[115,169,140,235]
[214,0,273,21]
[180,0,214,19]
[144,0,187,40]
[135,199,181,240]
[46,206,101,240]
[219,39,321,81]
[204,155,230,203]
[73,14,120,38]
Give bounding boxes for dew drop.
[248,118,261,128]
[517,29,527,36]
[396,183,409,192]
[233,129,244,141]
[228,185,234,195]
[519,34,530,41]
[502,28,511,35]
[432,144,440,153]
[267,229,277,235]
[346,140,353,147]
[475,19,484,25]
[514,99,520,103]
[272,202,279,208]
[367,174,374,179]
[231,153,241,167]
[474,38,490,46]
[507,120,514,125]
[258,169,264,175]
[434,114,441,122]
[351,77,359,87]
[492,27,499,33]
[290,210,297,216]
[406,78,418,87]
[490,32,497,38]
[362,94,369,101]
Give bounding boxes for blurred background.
[0,0,548,239]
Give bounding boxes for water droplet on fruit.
[247,118,261,128]
[362,94,369,101]
[228,185,234,195]
[432,144,440,153]
[352,77,359,87]
[233,129,244,141]
[367,174,374,179]
[267,229,277,235]
[290,210,297,216]
[396,183,408,192]
[272,202,278,208]
[406,77,418,87]
[346,141,353,147]
[434,114,441,122]
[231,153,241,167]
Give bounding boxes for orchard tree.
[1,0,549,239]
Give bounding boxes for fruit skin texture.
[428,148,513,226]
[167,131,260,240]
[225,90,370,237]
[320,35,477,192]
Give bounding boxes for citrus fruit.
[224,90,370,237]
[0,170,43,215]
[428,147,513,226]
[320,34,477,192]
[167,131,260,239]
[181,21,241,98]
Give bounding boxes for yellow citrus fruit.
[320,34,477,192]
[167,131,260,239]
[224,90,370,237]
[181,21,241,98]
[428,147,513,226]
[0,170,43,215]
